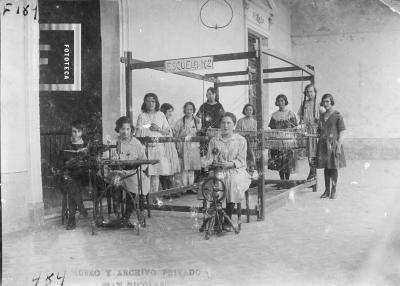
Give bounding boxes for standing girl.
[317,93,346,199]
[268,94,298,180]
[135,93,178,193]
[173,102,202,187]
[196,87,225,157]
[196,87,225,131]
[235,104,257,173]
[235,104,257,132]
[298,84,319,180]
[159,103,181,190]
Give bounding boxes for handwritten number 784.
[32,272,65,286]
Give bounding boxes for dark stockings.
[307,157,317,180]
[279,171,290,180]
[112,187,136,219]
[160,175,173,190]
[330,169,338,186]
[324,169,330,193]
[226,202,235,219]
[322,168,338,198]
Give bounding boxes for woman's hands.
[149,123,162,132]
[150,123,170,135]
[336,130,345,156]
[335,143,342,156]
[212,161,235,168]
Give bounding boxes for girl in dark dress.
[317,94,346,199]
[196,87,225,131]
[196,87,225,157]
[61,120,89,230]
[268,94,298,180]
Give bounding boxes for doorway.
[39,0,102,214]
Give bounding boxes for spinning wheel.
[201,177,226,202]
[199,177,240,240]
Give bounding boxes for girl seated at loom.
[201,112,251,231]
[109,116,150,227]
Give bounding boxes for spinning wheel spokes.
[201,177,226,203]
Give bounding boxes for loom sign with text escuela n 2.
[164,56,214,73]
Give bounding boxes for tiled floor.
[3,160,400,286]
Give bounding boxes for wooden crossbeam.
[205,70,249,78]
[136,136,211,144]
[148,184,200,198]
[263,76,313,83]
[128,51,256,70]
[216,80,255,87]
[263,67,301,73]
[125,58,216,83]
[247,178,317,195]
[149,204,257,216]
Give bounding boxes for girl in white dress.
[135,93,180,193]
[159,103,181,190]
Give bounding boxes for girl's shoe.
[330,187,336,199]
[66,216,76,230]
[320,189,330,198]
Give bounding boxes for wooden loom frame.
[120,45,317,221]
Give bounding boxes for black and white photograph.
[1,0,400,285]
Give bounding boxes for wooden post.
[122,51,133,120]
[213,78,219,101]
[255,42,265,221]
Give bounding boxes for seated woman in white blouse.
[202,112,251,231]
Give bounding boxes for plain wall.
[267,0,295,124]
[1,12,31,232]
[100,0,121,141]
[291,0,400,139]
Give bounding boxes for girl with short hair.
[317,93,346,199]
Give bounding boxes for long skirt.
[108,170,150,195]
[181,142,201,171]
[147,143,180,176]
[163,142,181,174]
[316,139,346,169]
[268,149,298,174]
[305,123,318,157]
